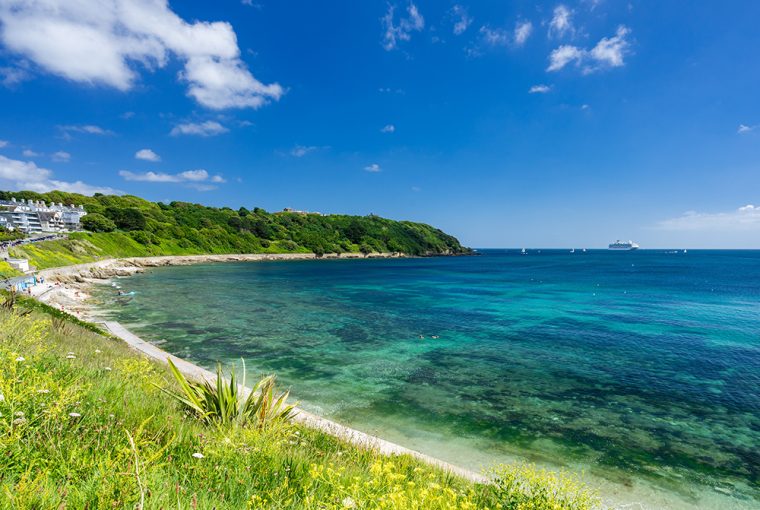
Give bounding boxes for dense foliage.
[0,306,599,509]
[0,190,469,257]
[0,226,25,243]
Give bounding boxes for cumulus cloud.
[381,124,395,133]
[529,84,551,94]
[22,149,40,157]
[547,26,631,73]
[170,121,228,137]
[51,151,71,162]
[364,163,381,173]
[657,205,760,232]
[0,0,282,110]
[514,21,533,46]
[549,5,573,38]
[451,5,472,36]
[119,169,225,189]
[0,140,8,148]
[737,124,754,134]
[0,154,115,194]
[135,148,161,162]
[547,45,584,71]
[589,26,630,68]
[382,3,424,51]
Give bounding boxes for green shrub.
[159,359,295,428]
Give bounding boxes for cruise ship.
[608,240,640,250]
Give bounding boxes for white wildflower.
[95,349,102,354]
[14,411,24,417]
[69,412,81,418]
[104,367,112,371]
[66,355,76,359]
[192,452,204,459]
[15,356,25,362]
[36,389,50,394]
[13,417,25,425]
[0,392,4,402]
[342,497,357,509]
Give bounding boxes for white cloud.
[381,124,395,133]
[382,3,425,51]
[529,84,551,94]
[514,21,533,46]
[0,65,30,87]
[51,151,71,162]
[170,121,228,137]
[589,26,630,68]
[547,45,584,71]
[479,22,532,48]
[547,26,631,73]
[657,205,760,232]
[364,163,381,173]
[290,145,318,157]
[451,5,472,36]
[0,154,115,194]
[22,149,40,157]
[0,0,282,110]
[479,26,509,47]
[0,140,7,148]
[737,124,754,134]
[549,5,573,38]
[119,168,225,188]
[59,124,113,136]
[135,148,161,162]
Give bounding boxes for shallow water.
[91,250,760,509]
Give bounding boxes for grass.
[0,261,21,279]
[9,233,315,272]
[0,306,600,509]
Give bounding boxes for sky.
[0,1,759,248]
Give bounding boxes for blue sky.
[1,1,759,248]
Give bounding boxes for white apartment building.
[0,198,87,234]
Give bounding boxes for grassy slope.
[8,232,312,271]
[0,304,598,509]
[0,262,21,279]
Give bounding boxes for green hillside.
[1,191,470,270]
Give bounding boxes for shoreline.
[20,253,488,483]
[28,252,407,318]
[19,253,756,510]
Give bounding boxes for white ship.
[608,240,640,250]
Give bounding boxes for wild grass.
[0,306,599,509]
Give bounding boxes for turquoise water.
[91,250,760,509]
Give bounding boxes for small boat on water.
[521,248,527,255]
[570,248,575,253]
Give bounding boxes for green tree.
[80,213,117,233]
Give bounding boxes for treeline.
[0,191,469,256]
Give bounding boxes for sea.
[90,249,760,509]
